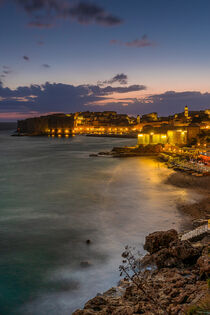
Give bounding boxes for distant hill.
[0,122,17,131]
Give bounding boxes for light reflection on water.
[0,133,199,315]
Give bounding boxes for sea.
[0,126,199,315]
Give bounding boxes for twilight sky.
[0,0,210,121]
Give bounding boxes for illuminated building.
[184,106,189,118]
[73,111,135,128]
[17,107,209,140]
[141,112,158,122]
[17,114,74,135]
[138,128,188,146]
[138,133,168,145]
[187,125,200,144]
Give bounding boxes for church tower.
[184,106,188,118]
[137,115,140,124]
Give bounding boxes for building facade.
[138,129,188,146]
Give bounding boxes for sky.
[0,0,210,121]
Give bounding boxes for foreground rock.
[111,144,163,157]
[142,233,200,269]
[143,229,178,254]
[73,229,209,315]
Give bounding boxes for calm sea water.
[0,131,198,315]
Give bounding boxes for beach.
[166,172,210,221]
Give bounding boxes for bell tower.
[184,106,188,118]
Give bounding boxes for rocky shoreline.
[90,144,162,158]
[165,172,210,223]
[72,167,209,315]
[91,145,209,176]
[73,229,209,315]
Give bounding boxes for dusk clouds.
[0,80,145,119]
[28,21,54,28]
[23,55,29,61]
[13,0,123,28]
[110,35,156,48]
[90,84,146,96]
[42,64,51,68]
[0,66,12,80]
[98,73,128,86]
[1,0,209,121]
[68,2,122,26]
[0,80,209,120]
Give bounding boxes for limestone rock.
[169,240,200,264]
[111,306,134,315]
[84,296,108,311]
[143,234,200,269]
[196,255,210,278]
[144,229,178,254]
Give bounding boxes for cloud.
[28,21,54,28]
[86,92,210,117]
[16,0,58,12]
[90,84,146,95]
[0,81,209,121]
[98,73,128,86]
[0,81,145,119]
[14,0,123,27]
[42,64,50,68]
[110,73,128,85]
[23,55,29,61]
[142,91,210,114]
[110,34,156,48]
[68,2,122,26]
[3,70,12,74]
[0,66,12,80]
